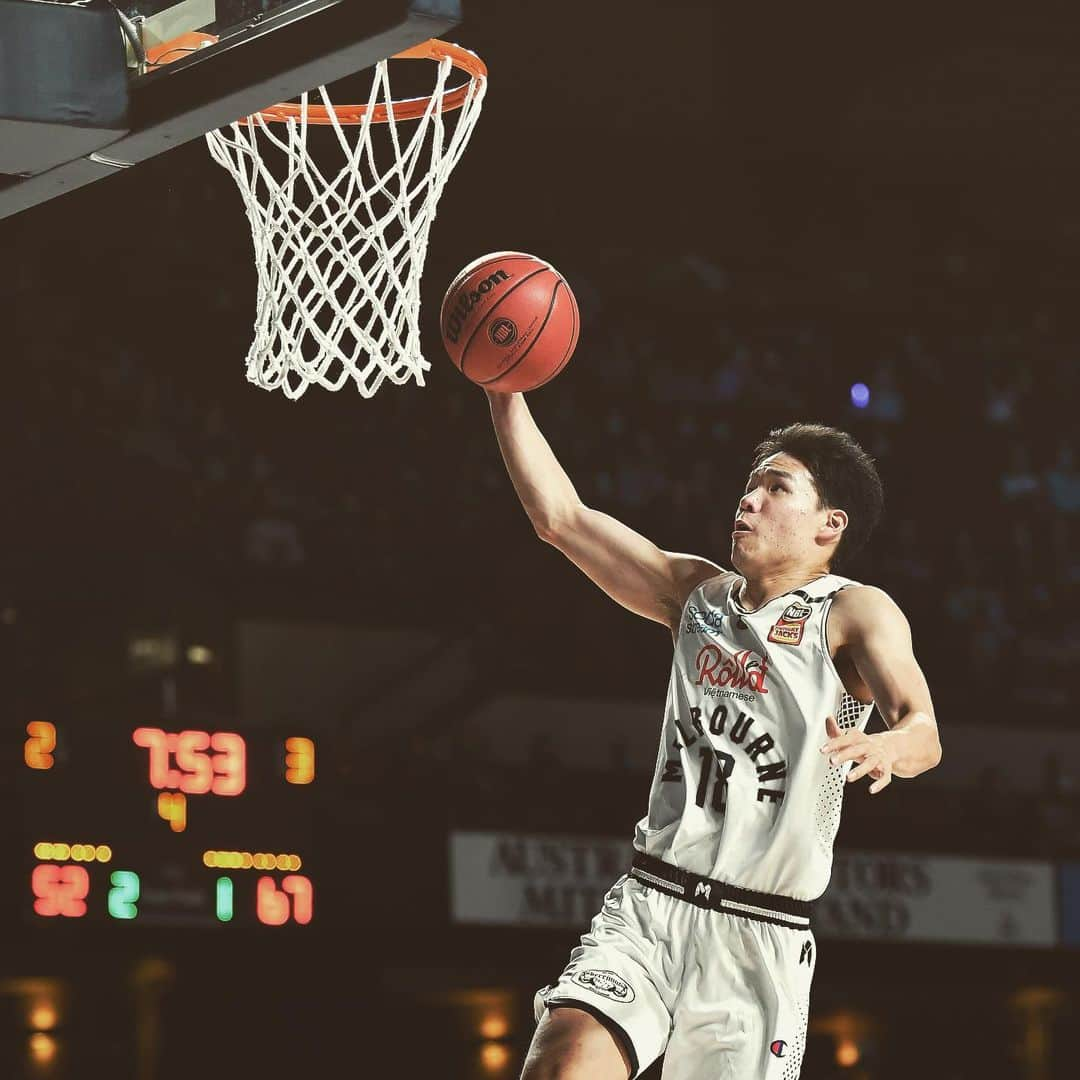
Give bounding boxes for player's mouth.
[732,519,753,537]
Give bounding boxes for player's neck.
[736,565,830,611]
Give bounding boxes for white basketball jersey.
[633,572,874,901]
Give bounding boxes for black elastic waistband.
[630,852,814,930]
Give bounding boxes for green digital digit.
[108,870,139,920]
[216,876,234,922]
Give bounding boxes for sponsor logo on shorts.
[571,969,636,1003]
[799,941,813,966]
[770,1040,788,1058]
[684,605,724,635]
[693,881,712,901]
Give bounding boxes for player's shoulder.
[828,583,910,641]
[676,559,735,603]
[665,557,734,632]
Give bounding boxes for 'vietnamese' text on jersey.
[633,572,874,901]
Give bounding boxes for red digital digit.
[32,864,89,917]
[132,728,181,789]
[256,875,313,925]
[282,875,314,924]
[175,731,213,794]
[25,722,56,770]
[210,732,246,796]
[256,877,290,926]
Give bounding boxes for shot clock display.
[16,720,319,928]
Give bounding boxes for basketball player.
[485,391,942,1080]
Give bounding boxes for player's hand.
[819,714,898,795]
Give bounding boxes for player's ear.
[820,508,847,543]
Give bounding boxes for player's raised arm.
[486,390,725,630]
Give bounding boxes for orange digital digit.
[210,732,246,796]
[284,737,315,784]
[256,876,290,926]
[175,731,213,794]
[282,875,314,924]
[157,792,187,832]
[31,864,89,918]
[25,722,56,770]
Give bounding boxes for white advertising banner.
[816,849,1057,948]
[450,832,1057,946]
[450,831,633,928]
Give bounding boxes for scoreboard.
[15,719,320,929]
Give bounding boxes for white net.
[204,46,487,400]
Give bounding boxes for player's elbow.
[532,503,585,546]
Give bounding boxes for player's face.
[731,453,831,573]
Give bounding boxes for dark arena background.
[2,1,1079,1078]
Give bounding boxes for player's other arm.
[486,391,724,631]
[828,586,942,780]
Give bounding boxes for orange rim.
[143,34,485,126]
[252,39,487,125]
[144,30,219,67]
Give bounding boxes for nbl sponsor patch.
[768,622,804,645]
[768,600,812,645]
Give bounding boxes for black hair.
[750,423,884,571]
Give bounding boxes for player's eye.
[769,483,785,494]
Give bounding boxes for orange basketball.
[439,251,579,392]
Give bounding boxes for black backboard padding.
[0,0,129,174]
[0,0,459,221]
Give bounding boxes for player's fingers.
[828,742,868,766]
[868,770,893,795]
[821,731,861,756]
[846,757,877,782]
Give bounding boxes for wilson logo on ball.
[488,318,518,346]
[443,270,511,344]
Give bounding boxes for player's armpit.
[828,586,942,776]
[544,504,727,630]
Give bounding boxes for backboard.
[0,0,463,221]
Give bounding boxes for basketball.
[439,251,580,392]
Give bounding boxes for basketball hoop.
[197,38,487,400]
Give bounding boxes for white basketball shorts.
[534,856,817,1079]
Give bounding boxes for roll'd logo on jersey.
[694,646,769,694]
[443,270,511,344]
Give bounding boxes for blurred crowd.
[3,189,1079,861]
[3,236,1078,700]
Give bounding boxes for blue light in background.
[850,382,871,408]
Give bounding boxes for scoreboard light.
[285,737,315,785]
[132,728,246,796]
[25,722,56,770]
[18,723,319,928]
[157,792,187,833]
[33,843,111,863]
[203,851,302,871]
